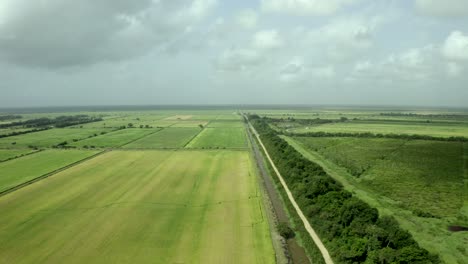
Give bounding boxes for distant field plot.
[207,121,244,128]
[0,149,98,193]
[289,121,468,138]
[164,115,193,120]
[215,114,242,120]
[124,127,201,148]
[70,128,158,148]
[0,128,31,136]
[0,150,274,264]
[295,137,405,176]
[0,128,111,148]
[187,128,248,149]
[170,121,209,128]
[0,149,36,162]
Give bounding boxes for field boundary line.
[183,126,207,148]
[118,128,163,148]
[0,150,109,198]
[246,117,334,264]
[0,149,43,163]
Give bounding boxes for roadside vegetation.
[249,115,440,263]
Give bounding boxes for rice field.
[124,127,201,149]
[187,128,248,149]
[0,150,275,264]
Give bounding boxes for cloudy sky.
[1,0,467,108]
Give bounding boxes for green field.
[70,128,159,148]
[0,149,36,162]
[124,127,201,149]
[0,150,274,264]
[288,121,468,138]
[207,121,245,128]
[0,150,99,193]
[0,128,112,148]
[287,136,467,263]
[187,128,248,149]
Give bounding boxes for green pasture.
[0,149,98,193]
[0,128,112,148]
[124,127,201,149]
[0,150,274,264]
[187,128,248,149]
[289,121,468,138]
[0,149,37,162]
[70,128,159,148]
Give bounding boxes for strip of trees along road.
[246,115,334,264]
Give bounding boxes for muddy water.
[247,126,311,264]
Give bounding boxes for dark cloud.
[0,0,215,68]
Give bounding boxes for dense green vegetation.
[250,115,440,263]
[0,115,102,129]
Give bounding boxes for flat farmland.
[207,121,245,128]
[289,121,468,138]
[70,128,159,148]
[187,128,248,149]
[0,149,37,162]
[0,128,112,148]
[124,127,201,149]
[0,150,275,264]
[0,149,99,193]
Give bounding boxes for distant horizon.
[1,103,468,113]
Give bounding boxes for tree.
[277,222,295,239]
[198,124,204,129]
[127,123,134,128]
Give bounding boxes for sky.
[0,0,467,108]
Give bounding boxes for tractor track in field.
[245,116,334,264]
[0,150,108,198]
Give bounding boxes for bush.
[277,222,295,239]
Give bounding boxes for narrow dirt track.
[246,118,334,264]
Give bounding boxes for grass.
[0,149,99,193]
[289,121,468,138]
[0,128,112,148]
[187,128,248,149]
[0,149,36,162]
[207,121,245,128]
[124,127,202,149]
[0,150,275,264]
[285,136,467,264]
[70,128,159,148]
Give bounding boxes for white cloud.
[215,48,264,72]
[303,16,380,62]
[280,57,335,82]
[446,62,463,77]
[0,0,217,68]
[442,31,468,61]
[261,0,360,16]
[236,9,258,29]
[415,0,468,18]
[252,30,284,50]
[350,45,442,82]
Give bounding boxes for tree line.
[0,115,103,129]
[248,115,440,264]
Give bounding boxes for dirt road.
[246,118,334,264]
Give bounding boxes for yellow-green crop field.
[0,150,274,264]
